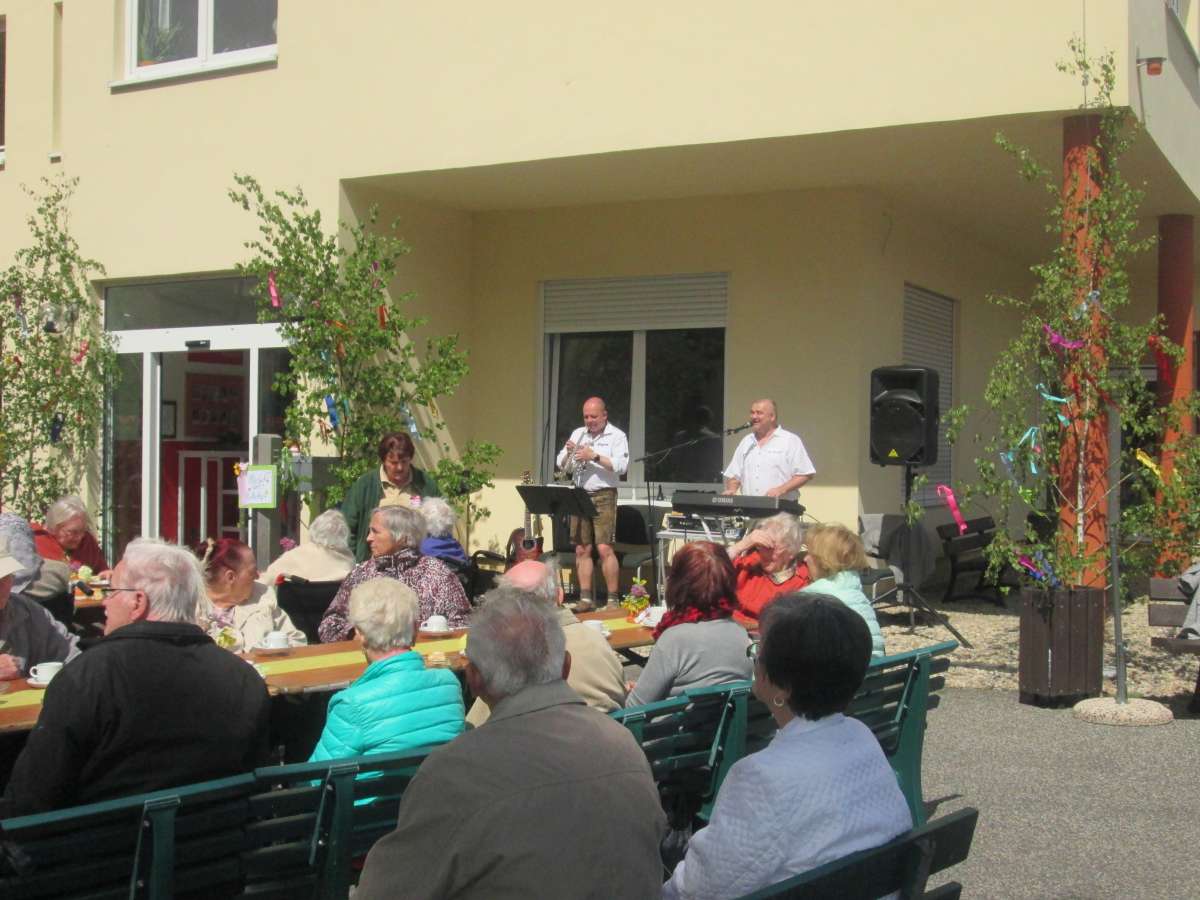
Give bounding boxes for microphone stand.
[633,425,744,603]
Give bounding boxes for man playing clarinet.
[722,399,815,500]
[556,397,629,611]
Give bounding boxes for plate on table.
[419,627,467,640]
[251,641,292,656]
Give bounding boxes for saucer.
[27,677,53,688]
[252,641,291,655]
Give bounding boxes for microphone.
[724,422,752,435]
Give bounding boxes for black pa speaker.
[869,366,939,467]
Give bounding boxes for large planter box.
[1018,587,1105,706]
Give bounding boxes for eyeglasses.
[745,639,761,662]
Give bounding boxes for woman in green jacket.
[341,432,441,562]
[799,523,886,658]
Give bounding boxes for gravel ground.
[879,593,1197,712]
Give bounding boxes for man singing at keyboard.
[722,399,815,500]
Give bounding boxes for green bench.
[1,746,437,900]
[0,773,257,899]
[616,640,957,831]
[735,806,979,899]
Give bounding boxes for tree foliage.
[228,174,500,523]
[946,41,1200,590]
[0,176,116,518]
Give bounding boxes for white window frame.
[123,0,277,83]
[536,273,730,498]
[0,17,7,165]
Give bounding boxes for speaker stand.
[874,466,973,649]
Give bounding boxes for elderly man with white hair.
[356,586,666,899]
[466,559,625,725]
[31,494,110,574]
[1,539,271,816]
[260,509,355,586]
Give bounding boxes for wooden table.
[0,607,654,734]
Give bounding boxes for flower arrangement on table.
[620,577,651,619]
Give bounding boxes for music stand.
[518,484,600,602]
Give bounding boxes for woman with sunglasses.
[663,592,911,899]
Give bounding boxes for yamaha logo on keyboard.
[712,496,734,505]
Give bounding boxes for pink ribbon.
[1043,324,1085,350]
[71,340,89,364]
[936,484,967,535]
[268,270,282,309]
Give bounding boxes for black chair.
[275,578,343,645]
[442,550,505,604]
[38,591,75,630]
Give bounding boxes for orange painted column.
[1057,115,1108,587]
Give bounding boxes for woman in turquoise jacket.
[310,578,464,763]
[799,524,886,658]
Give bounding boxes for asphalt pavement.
[923,688,1198,899]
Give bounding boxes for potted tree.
[946,42,1200,706]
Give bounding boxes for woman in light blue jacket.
[799,524,886,658]
[309,578,464,763]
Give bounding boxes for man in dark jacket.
[1,538,271,816]
[341,432,441,562]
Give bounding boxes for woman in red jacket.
[727,513,809,624]
[31,495,109,575]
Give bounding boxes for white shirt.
[556,423,629,492]
[722,426,815,499]
[663,714,912,900]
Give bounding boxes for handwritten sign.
[237,465,277,509]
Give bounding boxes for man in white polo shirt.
[556,397,629,610]
[722,399,815,500]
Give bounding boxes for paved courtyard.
[924,688,1198,899]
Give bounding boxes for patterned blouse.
[318,547,471,642]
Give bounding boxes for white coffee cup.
[30,662,64,683]
[583,620,607,634]
[423,615,449,632]
[263,631,289,649]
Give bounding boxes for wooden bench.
[1148,576,1200,713]
[0,773,257,900]
[735,806,980,900]
[936,517,1009,605]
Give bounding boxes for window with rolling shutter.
[902,284,955,505]
[540,273,728,488]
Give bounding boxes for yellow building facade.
[1,1,1198,558]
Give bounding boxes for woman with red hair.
[625,541,752,707]
[194,538,305,652]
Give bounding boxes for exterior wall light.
[1137,56,1166,76]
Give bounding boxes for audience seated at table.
[318,506,470,642]
[0,512,71,605]
[309,578,463,763]
[466,559,625,725]
[30,495,110,576]
[663,592,912,899]
[1,539,271,816]
[0,535,79,681]
[355,586,666,899]
[800,523,886,658]
[626,541,752,707]
[726,513,810,623]
[194,537,306,652]
[418,497,468,566]
[259,509,355,587]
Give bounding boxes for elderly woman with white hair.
[318,506,471,642]
[418,498,467,566]
[32,495,109,575]
[726,512,811,623]
[309,578,464,763]
[260,509,356,586]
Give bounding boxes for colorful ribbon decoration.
[936,484,967,535]
[1036,384,1070,425]
[1075,289,1102,319]
[1043,323,1085,351]
[1136,448,1162,482]
[1018,553,1061,588]
[71,340,89,364]
[325,395,340,431]
[1001,426,1042,476]
[377,304,388,329]
[268,271,282,309]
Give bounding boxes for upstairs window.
[129,0,276,77]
